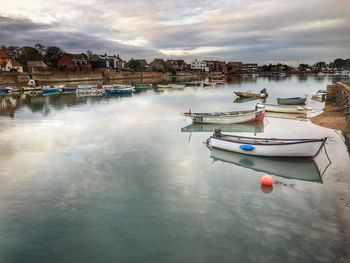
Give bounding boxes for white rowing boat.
[258,103,311,114]
[182,109,264,124]
[207,129,326,157]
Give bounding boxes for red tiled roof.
[0,49,11,60]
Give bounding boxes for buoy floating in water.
[261,175,274,186]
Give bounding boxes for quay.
[311,81,350,148]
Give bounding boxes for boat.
[209,148,322,182]
[157,84,172,89]
[265,111,307,120]
[181,121,264,133]
[135,83,152,90]
[258,103,311,114]
[182,109,264,124]
[42,86,60,95]
[207,129,326,158]
[61,86,77,94]
[234,91,267,98]
[311,90,326,101]
[277,97,307,105]
[0,87,13,94]
[105,85,134,95]
[169,84,185,90]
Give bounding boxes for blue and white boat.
[61,86,77,94]
[105,85,134,95]
[42,86,61,95]
[0,87,13,94]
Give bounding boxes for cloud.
[0,0,350,64]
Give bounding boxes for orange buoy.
[261,175,274,186]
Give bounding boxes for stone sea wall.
[335,82,350,143]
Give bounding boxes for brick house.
[204,60,226,72]
[226,62,243,74]
[0,45,23,72]
[58,53,92,71]
[166,60,189,71]
[149,58,166,71]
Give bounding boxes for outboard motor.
[214,128,222,137]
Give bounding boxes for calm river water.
[0,75,349,262]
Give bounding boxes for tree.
[298,64,310,70]
[334,58,345,69]
[44,46,64,68]
[128,59,142,71]
[34,43,47,57]
[18,46,42,66]
[86,49,94,59]
[7,46,22,59]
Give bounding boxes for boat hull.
[186,109,264,124]
[261,104,310,114]
[277,97,307,105]
[209,133,325,157]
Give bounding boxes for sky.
[0,0,349,64]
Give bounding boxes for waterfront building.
[0,45,23,73]
[226,62,243,74]
[166,60,189,71]
[90,54,124,71]
[242,63,258,74]
[27,61,48,73]
[191,59,209,71]
[204,60,226,72]
[149,58,166,71]
[58,53,92,71]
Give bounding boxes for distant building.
[90,54,124,71]
[226,62,242,74]
[204,60,226,72]
[191,59,208,71]
[58,53,92,71]
[27,61,48,73]
[0,45,23,73]
[166,60,189,71]
[242,63,258,74]
[149,58,166,71]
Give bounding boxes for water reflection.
[209,148,322,183]
[181,121,264,133]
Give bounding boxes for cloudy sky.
[0,0,349,64]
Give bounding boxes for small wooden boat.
[209,148,322,182]
[182,109,264,124]
[181,121,264,133]
[157,84,172,89]
[258,103,311,114]
[207,129,326,158]
[234,91,267,98]
[277,97,307,105]
[0,87,13,94]
[265,112,307,120]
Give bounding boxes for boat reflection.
[209,148,322,183]
[181,121,264,133]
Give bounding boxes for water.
[0,75,349,262]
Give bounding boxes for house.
[191,59,208,71]
[226,62,243,74]
[90,54,124,71]
[149,58,166,71]
[166,60,189,71]
[58,53,92,71]
[27,61,48,73]
[242,63,258,74]
[0,45,23,72]
[204,60,226,72]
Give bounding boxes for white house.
[191,59,209,71]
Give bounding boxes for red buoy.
[261,175,274,186]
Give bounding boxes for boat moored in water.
[182,109,264,124]
[234,91,268,99]
[258,103,311,114]
[207,129,326,157]
[181,121,264,133]
[277,97,307,105]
